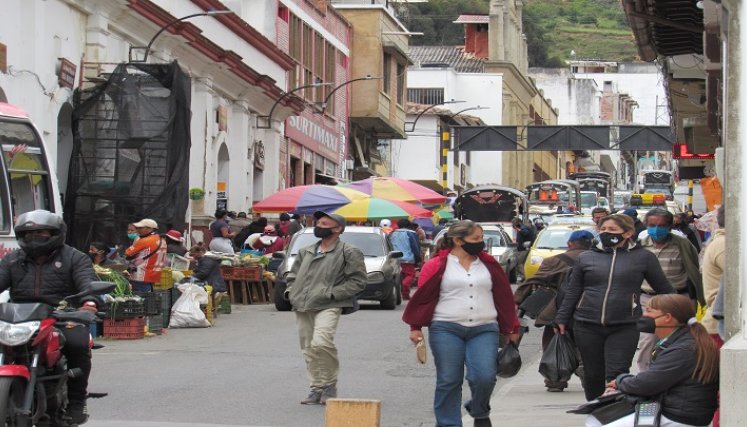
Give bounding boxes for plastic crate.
[134,292,163,316]
[200,285,213,324]
[166,254,190,271]
[221,266,261,281]
[155,268,174,290]
[103,318,145,340]
[147,314,163,334]
[155,290,172,328]
[218,295,231,314]
[105,300,145,320]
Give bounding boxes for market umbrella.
[343,177,447,204]
[252,185,370,214]
[332,197,433,222]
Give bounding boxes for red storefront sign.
[672,142,715,159]
[285,111,339,163]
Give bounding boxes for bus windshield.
[0,120,53,219]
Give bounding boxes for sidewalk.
[464,349,588,427]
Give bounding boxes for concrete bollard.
[324,399,381,427]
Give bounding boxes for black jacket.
[0,245,98,306]
[192,256,226,292]
[555,241,674,326]
[616,328,718,426]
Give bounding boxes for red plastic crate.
[221,266,261,281]
[103,318,145,340]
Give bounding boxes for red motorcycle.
[0,281,114,426]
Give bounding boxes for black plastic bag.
[539,333,579,383]
[497,342,522,378]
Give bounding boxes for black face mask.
[636,315,666,333]
[599,232,625,248]
[461,240,485,256]
[314,226,335,238]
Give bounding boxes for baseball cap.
[568,230,594,242]
[133,218,158,229]
[165,230,184,242]
[313,210,347,231]
[622,208,638,218]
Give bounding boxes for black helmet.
[14,210,66,257]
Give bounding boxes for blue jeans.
[429,321,500,427]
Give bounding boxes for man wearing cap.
[621,208,646,240]
[284,211,367,405]
[514,229,594,392]
[164,230,188,256]
[125,219,167,292]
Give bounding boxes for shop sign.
[217,105,228,132]
[254,141,265,170]
[338,122,346,179]
[285,112,339,162]
[56,58,76,90]
[0,43,6,74]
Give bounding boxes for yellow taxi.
[523,223,595,280]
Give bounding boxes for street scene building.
[0,0,745,426]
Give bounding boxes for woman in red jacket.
[403,220,521,427]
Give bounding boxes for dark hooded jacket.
[555,240,674,326]
[0,245,98,306]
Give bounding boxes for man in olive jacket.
[285,211,366,405]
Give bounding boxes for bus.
[525,180,582,214]
[568,171,613,201]
[454,186,529,239]
[0,103,63,257]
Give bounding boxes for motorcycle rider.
[0,210,98,424]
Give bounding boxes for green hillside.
[402,0,640,66]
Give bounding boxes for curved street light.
[315,75,381,114]
[405,99,465,133]
[256,82,334,129]
[448,105,491,119]
[129,10,234,63]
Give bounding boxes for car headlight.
[367,271,385,282]
[0,320,40,346]
[530,255,544,265]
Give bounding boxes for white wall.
[406,68,505,186]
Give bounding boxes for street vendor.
[244,226,285,254]
[188,245,226,294]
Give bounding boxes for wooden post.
[324,399,381,427]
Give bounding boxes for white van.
[0,103,63,258]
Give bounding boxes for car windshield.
[535,228,578,249]
[290,232,386,257]
[580,193,598,208]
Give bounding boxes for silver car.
[273,226,403,311]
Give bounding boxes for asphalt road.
[87,298,541,427]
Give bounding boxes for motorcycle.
[0,281,114,426]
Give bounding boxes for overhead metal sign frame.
[452,125,675,151]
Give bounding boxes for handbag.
[519,287,556,319]
[415,339,427,364]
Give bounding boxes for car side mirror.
[389,251,404,259]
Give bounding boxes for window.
[383,54,391,95]
[324,43,336,114]
[396,62,405,105]
[408,88,444,105]
[278,5,289,22]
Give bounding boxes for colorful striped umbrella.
[252,185,370,214]
[332,197,433,222]
[343,177,447,204]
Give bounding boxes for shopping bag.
[496,342,522,378]
[539,333,579,383]
[415,338,427,364]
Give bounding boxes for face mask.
[647,226,670,242]
[127,233,138,240]
[636,314,666,334]
[461,240,485,256]
[88,252,98,261]
[314,226,335,238]
[599,232,625,248]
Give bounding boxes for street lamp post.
[129,10,234,63]
[448,105,490,119]
[256,82,334,129]
[315,75,381,114]
[405,99,465,133]
[446,106,490,194]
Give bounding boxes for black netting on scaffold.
[65,61,191,251]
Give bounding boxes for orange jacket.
[125,233,167,283]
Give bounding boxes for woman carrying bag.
[403,220,520,427]
[555,214,674,401]
[586,294,719,427]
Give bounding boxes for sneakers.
[67,400,89,424]
[300,389,322,405]
[319,385,337,405]
[546,386,565,392]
